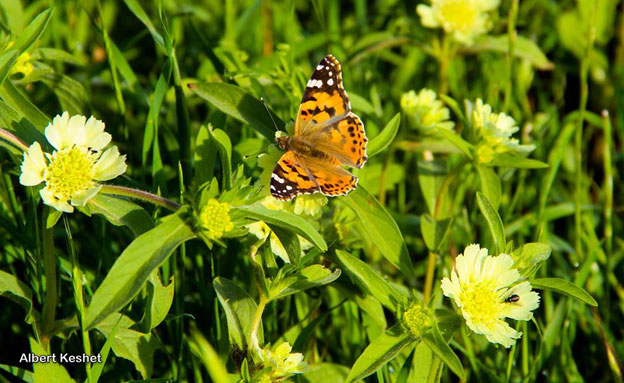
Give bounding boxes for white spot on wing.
[271,173,285,183]
[327,78,334,86]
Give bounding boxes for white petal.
[20,142,47,186]
[71,185,102,207]
[67,115,87,147]
[416,5,439,28]
[83,116,111,150]
[92,146,127,181]
[40,187,73,213]
[45,112,70,150]
[503,282,540,320]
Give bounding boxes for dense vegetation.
[0,1,620,382]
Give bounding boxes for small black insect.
[504,294,520,303]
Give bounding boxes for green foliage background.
[0,0,621,382]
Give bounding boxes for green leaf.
[188,328,231,383]
[137,271,175,332]
[39,71,88,115]
[476,191,506,254]
[341,187,415,278]
[46,209,62,228]
[13,8,52,53]
[84,212,195,330]
[335,250,403,311]
[368,113,400,157]
[91,314,122,383]
[87,194,155,236]
[476,165,501,210]
[420,214,451,252]
[472,35,554,70]
[422,324,465,379]
[417,159,447,216]
[436,127,473,158]
[0,50,18,86]
[30,338,76,383]
[269,265,341,300]
[210,127,233,189]
[269,225,301,265]
[489,154,549,169]
[96,313,159,379]
[235,205,327,251]
[0,0,24,33]
[213,277,263,348]
[346,324,416,383]
[0,270,37,323]
[0,364,33,383]
[511,242,551,277]
[189,82,284,142]
[0,98,47,148]
[194,124,217,184]
[531,278,597,306]
[122,0,165,48]
[0,79,49,130]
[302,363,350,383]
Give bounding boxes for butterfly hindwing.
[304,158,358,197]
[308,112,368,169]
[271,151,318,200]
[296,55,350,135]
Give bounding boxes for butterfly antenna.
[261,97,281,132]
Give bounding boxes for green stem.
[423,251,437,303]
[40,207,57,351]
[98,184,180,211]
[64,216,92,382]
[437,35,453,95]
[503,0,519,113]
[575,2,597,258]
[0,127,29,152]
[602,110,613,325]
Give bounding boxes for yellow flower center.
[458,280,501,329]
[200,199,234,240]
[403,304,432,337]
[44,147,95,202]
[438,0,478,32]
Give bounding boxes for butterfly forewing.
[295,55,350,136]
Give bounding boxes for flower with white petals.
[417,0,500,44]
[254,342,308,382]
[471,99,535,163]
[441,244,540,348]
[20,112,127,213]
[401,88,454,132]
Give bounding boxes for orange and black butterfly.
[271,55,368,201]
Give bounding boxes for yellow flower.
[20,112,127,213]
[401,88,454,132]
[441,244,540,348]
[255,342,308,382]
[293,194,327,216]
[403,303,433,338]
[471,99,535,163]
[11,52,34,77]
[417,0,499,44]
[199,199,234,240]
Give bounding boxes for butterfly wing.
[271,151,319,200]
[307,112,368,169]
[295,55,350,136]
[270,151,358,200]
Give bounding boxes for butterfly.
[270,54,368,201]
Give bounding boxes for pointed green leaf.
[342,187,415,278]
[476,191,506,254]
[0,270,37,323]
[189,82,284,142]
[368,113,400,157]
[422,324,465,379]
[214,277,263,348]
[84,211,195,330]
[13,8,52,53]
[476,165,501,210]
[269,265,340,300]
[531,278,597,306]
[346,324,416,383]
[87,194,154,236]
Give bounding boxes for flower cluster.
[403,303,433,338]
[20,112,127,213]
[417,0,500,44]
[254,342,308,383]
[199,198,234,240]
[401,88,454,133]
[441,244,540,348]
[471,99,535,163]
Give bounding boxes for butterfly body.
[271,55,368,201]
